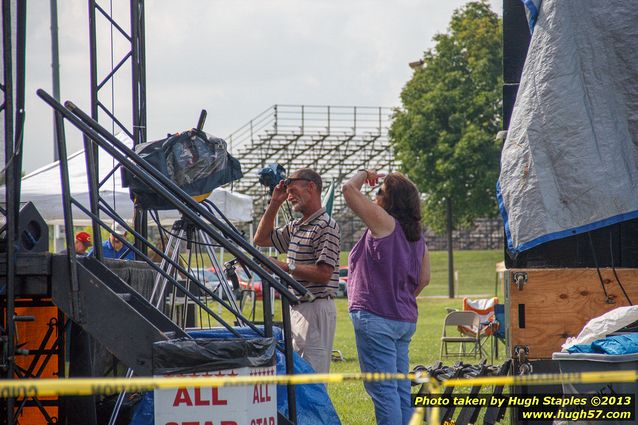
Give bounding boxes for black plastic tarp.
[152,337,276,375]
[124,130,243,210]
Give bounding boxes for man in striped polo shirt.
[254,168,341,374]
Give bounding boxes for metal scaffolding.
[87,0,146,146]
[87,0,148,251]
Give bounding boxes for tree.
[390,1,502,233]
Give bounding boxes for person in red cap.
[74,231,93,255]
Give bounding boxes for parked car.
[237,268,282,299]
[190,267,222,293]
[339,266,349,282]
[237,268,263,296]
[337,266,348,298]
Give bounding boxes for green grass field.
[342,249,504,298]
[203,249,505,424]
[328,249,504,424]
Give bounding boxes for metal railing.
[39,89,309,424]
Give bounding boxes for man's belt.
[298,294,335,304]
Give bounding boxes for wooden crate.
[506,268,638,359]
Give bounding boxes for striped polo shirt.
[270,207,340,297]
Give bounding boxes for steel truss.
[88,0,148,249]
[1,2,64,424]
[88,0,146,146]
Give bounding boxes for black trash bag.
[152,337,276,375]
[124,129,243,210]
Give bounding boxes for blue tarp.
[520,0,541,33]
[567,333,638,355]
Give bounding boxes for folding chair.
[492,303,506,361]
[461,297,498,360]
[440,311,482,358]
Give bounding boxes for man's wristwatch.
[287,261,296,275]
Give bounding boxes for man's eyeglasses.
[283,177,312,187]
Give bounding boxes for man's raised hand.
[271,180,288,204]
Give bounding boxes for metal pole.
[262,279,273,338]
[87,0,98,131]
[86,0,100,252]
[130,0,146,147]
[83,135,103,259]
[13,0,25,213]
[131,0,148,255]
[446,197,455,298]
[281,297,297,424]
[56,109,98,425]
[50,0,60,161]
[54,112,82,321]
[2,2,16,421]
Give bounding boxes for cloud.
[22,0,501,171]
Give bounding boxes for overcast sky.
[23,0,501,173]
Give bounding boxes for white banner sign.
[154,366,277,425]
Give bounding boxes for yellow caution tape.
[0,372,417,398]
[443,370,638,388]
[1,369,636,398]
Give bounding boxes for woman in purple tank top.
[342,169,430,425]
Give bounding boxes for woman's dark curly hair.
[379,173,422,242]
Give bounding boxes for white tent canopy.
[3,146,253,225]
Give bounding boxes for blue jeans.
[350,310,417,425]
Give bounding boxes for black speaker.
[503,0,532,131]
[503,0,531,85]
[505,218,638,269]
[503,83,520,130]
[1,202,49,253]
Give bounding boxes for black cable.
[182,245,194,328]
[149,210,175,253]
[196,232,213,329]
[149,211,221,248]
[202,199,245,240]
[587,232,613,303]
[192,234,205,329]
[609,230,632,305]
[193,233,204,311]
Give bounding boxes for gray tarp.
[498,0,638,254]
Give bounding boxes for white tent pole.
[53,224,65,252]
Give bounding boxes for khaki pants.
[290,298,337,374]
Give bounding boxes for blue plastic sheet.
[565,344,597,354]
[131,327,341,425]
[567,333,638,355]
[129,392,154,425]
[275,349,341,425]
[592,333,638,355]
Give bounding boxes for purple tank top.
[348,220,426,323]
